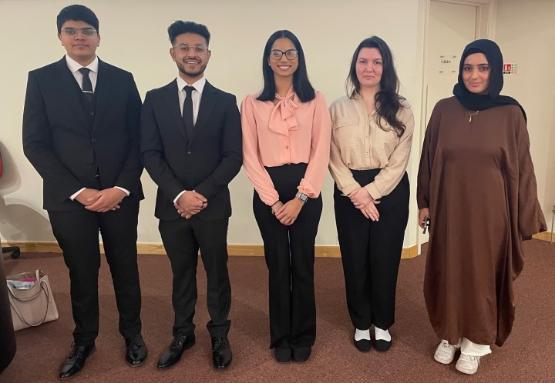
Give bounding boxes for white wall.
[0,0,425,248]
[494,0,555,230]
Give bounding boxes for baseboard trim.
[6,232,552,259]
[3,241,420,259]
[533,231,554,242]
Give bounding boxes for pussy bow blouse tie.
[268,92,299,136]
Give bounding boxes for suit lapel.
[91,59,109,133]
[163,80,189,143]
[54,58,89,127]
[193,81,217,142]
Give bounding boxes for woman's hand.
[418,208,430,229]
[349,187,380,221]
[271,201,284,216]
[360,200,380,221]
[275,198,304,226]
[348,187,374,209]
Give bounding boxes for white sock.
[354,328,370,341]
[375,327,391,342]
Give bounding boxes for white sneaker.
[433,340,459,364]
[455,353,480,375]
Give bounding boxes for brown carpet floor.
[1,239,554,382]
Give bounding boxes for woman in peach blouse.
[329,36,414,353]
[241,30,331,363]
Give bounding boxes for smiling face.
[170,32,211,83]
[268,37,299,80]
[355,47,383,91]
[462,52,490,94]
[58,20,100,65]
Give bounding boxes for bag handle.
[8,275,51,328]
[6,270,44,302]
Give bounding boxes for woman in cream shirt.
[329,36,414,353]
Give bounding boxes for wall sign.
[503,63,518,74]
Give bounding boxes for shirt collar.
[176,76,206,95]
[352,92,377,116]
[65,55,99,74]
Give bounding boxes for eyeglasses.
[270,49,298,60]
[174,44,208,54]
[62,27,97,37]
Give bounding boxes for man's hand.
[175,191,207,219]
[275,198,304,226]
[75,188,101,206]
[85,188,126,212]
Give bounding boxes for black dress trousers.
[49,197,142,345]
[334,169,409,331]
[253,163,322,349]
[158,216,231,338]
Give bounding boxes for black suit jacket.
[140,80,242,221]
[23,57,143,212]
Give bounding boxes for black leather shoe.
[374,339,392,352]
[58,343,95,380]
[354,338,372,352]
[211,336,232,369]
[292,346,311,362]
[157,334,195,369]
[125,334,148,367]
[273,347,292,363]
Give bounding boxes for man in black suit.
[22,5,147,379]
[141,21,241,369]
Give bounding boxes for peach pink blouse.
[241,89,332,206]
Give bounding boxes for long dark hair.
[347,36,406,136]
[257,30,315,103]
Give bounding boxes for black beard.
[178,65,205,78]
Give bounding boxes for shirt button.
[91,138,96,144]
[187,151,191,154]
[285,146,289,149]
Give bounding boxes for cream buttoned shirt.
[329,95,414,199]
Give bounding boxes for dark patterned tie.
[78,67,94,116]
[182,85,195,141]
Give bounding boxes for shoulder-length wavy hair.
[257,30,315,103]
[347,36,406,136]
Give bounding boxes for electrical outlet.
[552,204,555,213]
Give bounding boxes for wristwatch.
[295,192,308,204]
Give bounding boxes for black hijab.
[453,39,526,119]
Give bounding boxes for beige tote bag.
[6,270,59,331]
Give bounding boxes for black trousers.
[334,169,409,331]
[49,198,142,346]
[253,163,322,349]
[159,217,231,338]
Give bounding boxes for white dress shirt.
[176,76,206,124]
[65,54,98,91]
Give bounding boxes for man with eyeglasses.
[22,4,146,379]
[141,20,241,370]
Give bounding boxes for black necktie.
[182,85,195,142]
[78,67,94,115]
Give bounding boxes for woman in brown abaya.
[416,39,546,375]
